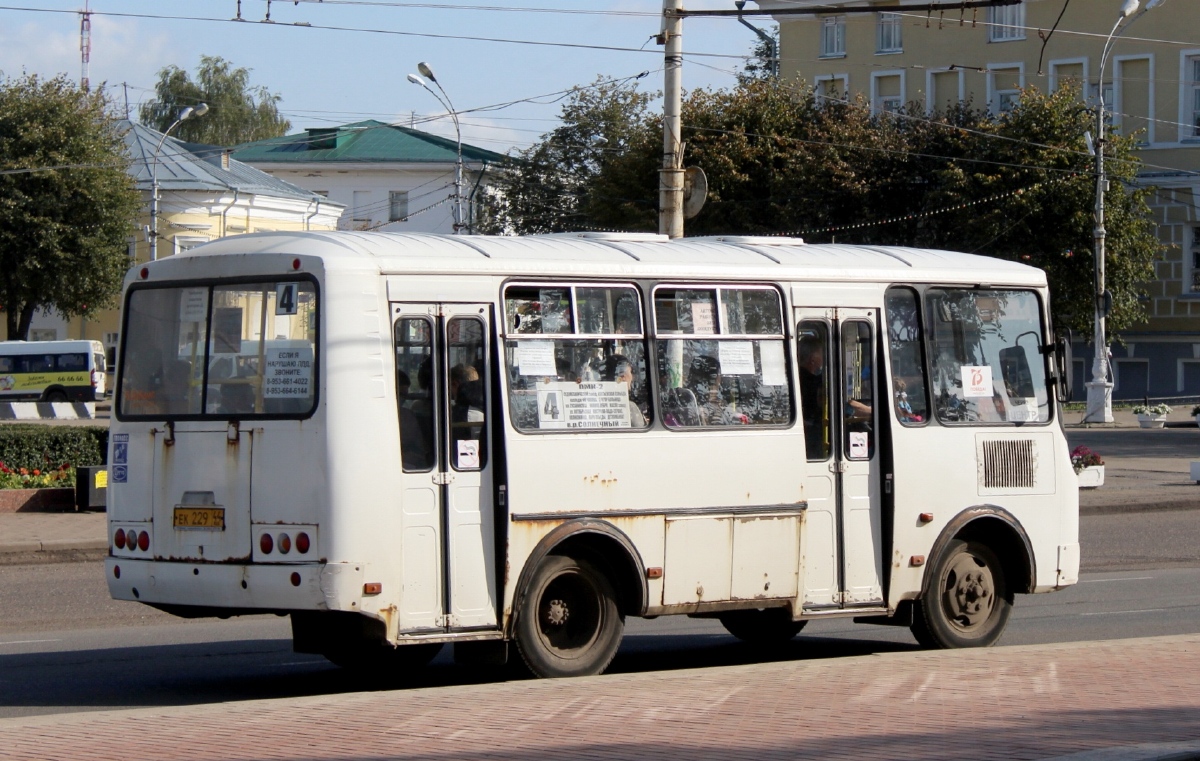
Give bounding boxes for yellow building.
[5,121,344,361]
[760,0,1200,399]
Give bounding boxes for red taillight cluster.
[259,531,310,557]
[114,528,150,553]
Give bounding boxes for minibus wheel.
[515,554,624,678]
[44,390,67,403]
[911,539,1012,648]
[718,608,806,644]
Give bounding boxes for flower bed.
[0,487,75,513]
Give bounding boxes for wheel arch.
[509,519,647,636]
[41,385,69,402]
[924,505,1036,596]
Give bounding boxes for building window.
[1189,56,1200,138]
[1191,226,1200,293]
[988,66,1023,115]
[815,75,849,104]
[29,329,58,342]
[989,2,1025,42]
[820,16,846,58]
[872,72,905,115]
[389,191,410,222]
[877,13,902,54]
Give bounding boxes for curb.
[1038,741,1200,761]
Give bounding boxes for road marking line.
[0,639,62,646]
[1079,608,1167,616]
[1080,576,1154,584]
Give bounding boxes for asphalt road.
[1066,426,1200,458]
[2,514,1200,721]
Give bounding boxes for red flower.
[32,469,40,476]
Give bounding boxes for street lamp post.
[149,103,208,262]
[1084,0,1161,423]
[408,63,465,234]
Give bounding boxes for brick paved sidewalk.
[2,634,1198,761]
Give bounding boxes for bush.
[0,425,107,474]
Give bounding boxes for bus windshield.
[117,280,318,419]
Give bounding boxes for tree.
[477,77,654,234]
[140,56,290,146]
[545,77,1159,338]
[0,73,141,340]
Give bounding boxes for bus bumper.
[104,558,364,613]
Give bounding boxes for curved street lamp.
[149,103,208,261]
[1084,0,1162,422]
[408,63,465,234]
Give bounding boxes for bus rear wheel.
[718,608,806,644]
[43,390,67,403]
[515,554,624,678]
[911,539,1012,649]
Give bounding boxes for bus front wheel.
[718,608,806,644]
[515,554,624,678]
[911,539,1012,648]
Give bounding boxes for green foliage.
[0,73,140,340]
[477,77,655,234]
[510,76,1159,339]
[0,425,107,475]
[140,56,290,146]
[737,25,780,85]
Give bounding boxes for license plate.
[173,507,225,530]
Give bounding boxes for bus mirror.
[999,345,1036,400]
[1055,332,1073,402]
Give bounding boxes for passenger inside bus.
[798,335,830,458]
[601,354,647,427]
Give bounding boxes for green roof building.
[231,120,508,234]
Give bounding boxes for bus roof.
[165,230,1048,288]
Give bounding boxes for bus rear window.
[118,280,318,419]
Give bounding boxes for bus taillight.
[295,532,310,554]
[114,528,126,550]
[260,533,273,554]
[136,531,150,552]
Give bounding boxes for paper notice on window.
[457,440,480,469]
[849,431,869,459]
[758,341,787,386]
[179,288,209,324]
[537,381,632,430]
[718,341,756,375]
[262,346,313,398]
[961,365,993,398]
[1007,397,1040,423]
[517,341,558,376]
[691,302,715,334]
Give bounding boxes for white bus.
[0,339,108,402]
[106,231,1079,678]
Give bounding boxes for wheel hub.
[944,554,994,629]
[545,598,570,627]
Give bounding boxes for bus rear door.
[392,303,499,633]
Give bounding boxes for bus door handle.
[433,472,456,485]
[829,461,847,474]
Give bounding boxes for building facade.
[231,121,508,235]
[4,121,343,358]
[760,0,1200,400]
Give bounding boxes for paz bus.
[105,231,1079,678]
[0,339,108,402]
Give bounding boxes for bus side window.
[395,317,435,472]
[0,357,11,374]
[884,287,929,426]
[797,322,831,461]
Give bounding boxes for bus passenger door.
[392,303,498,633]
[796,309,885,611]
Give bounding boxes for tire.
[718,608,806,644]
[515,554,624,678]
[44,390,67,403]
[911,539,1012,649]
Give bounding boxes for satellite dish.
[683,166,708,219]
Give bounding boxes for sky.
[0,0,771,154]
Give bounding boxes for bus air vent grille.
[980,439,1036,489]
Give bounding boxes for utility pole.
[659,0,684,239]
[79,0,91,91]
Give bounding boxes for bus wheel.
[516,554,624,678]
[718,608,806,644]
[911,539,1012,649]
[44,390,67,403]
